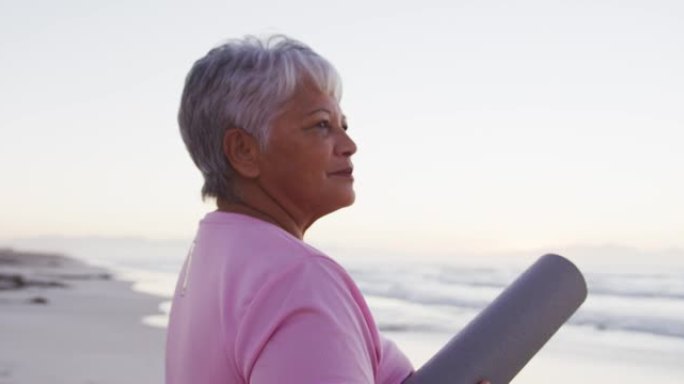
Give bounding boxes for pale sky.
[1,0,683,256]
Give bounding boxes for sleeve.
[377,335,414,384]
[234,257,378,384]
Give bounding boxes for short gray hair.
[178,35,343,201]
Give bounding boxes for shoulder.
[199,211,364,318]
[235,255,380,383]
[251,253,361,313]
[234,249,373,344]
[198,212,327,283]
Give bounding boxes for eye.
[314,120,332,130]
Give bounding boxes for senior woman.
[165,35,414,383]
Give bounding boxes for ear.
[223,129,261,178]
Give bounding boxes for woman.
[166,35,414,383]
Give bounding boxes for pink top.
[166,212,413,383]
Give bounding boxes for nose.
[336,129,357,157]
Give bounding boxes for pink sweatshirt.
[166,212,413,383]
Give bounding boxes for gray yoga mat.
[403,254,587,384]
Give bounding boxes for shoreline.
[0,248,166,383]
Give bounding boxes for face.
[256,80,357,225]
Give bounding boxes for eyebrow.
[305,108,332,116]
[304,109,346,125]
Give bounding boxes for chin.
[324,191,356,215]
[340,190,356,207]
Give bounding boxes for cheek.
[267,146,328,188]
[286,143,330,171]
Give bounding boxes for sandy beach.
[0,248,165,384]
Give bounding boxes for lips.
[329,167,354,177]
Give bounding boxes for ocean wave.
[356,280,493,310]
[569,310,684,339]
[348,263,684,340]
[585,272,684,301]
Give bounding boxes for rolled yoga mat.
[403,254,587,384]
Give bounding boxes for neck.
[216,183,307,240]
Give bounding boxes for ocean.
[7,237,684,382]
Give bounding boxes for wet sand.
[0,249,165,384]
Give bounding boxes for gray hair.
[178,35,343,201]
